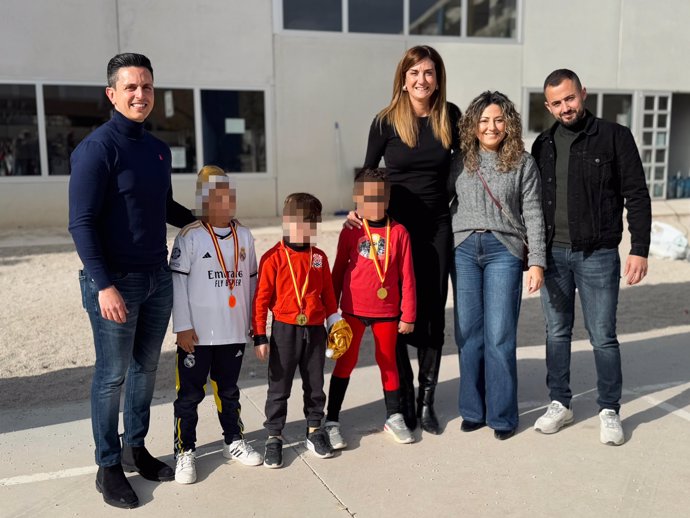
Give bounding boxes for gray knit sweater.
[450,150,546,268]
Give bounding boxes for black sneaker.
[263,437,283,469]
[306,428,334,459]
[121,445,175,482]
[96,465,139,509]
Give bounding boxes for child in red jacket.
[253,193,342,468]
[327,168,417,447]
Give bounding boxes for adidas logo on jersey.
[202,252,212,259]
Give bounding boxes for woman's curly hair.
[459,91,524,173]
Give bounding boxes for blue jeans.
[79,266,173,467]
[540,246,622,412]
[453,232,523,431]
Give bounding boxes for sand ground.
[1,217,689,409]
[1,217,690,517]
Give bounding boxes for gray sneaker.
[534,401,574,434]
[384,413,414,444]
[306,428,334,459]
[599,409,625,446]
[323,421,347,450]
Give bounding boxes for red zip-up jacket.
[331,219,416,323]
[253,241,337,336]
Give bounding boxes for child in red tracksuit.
[326,168,417,447]
[253,193,343,468]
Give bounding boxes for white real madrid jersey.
[170,220,257,345]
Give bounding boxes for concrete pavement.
[2,324,690,517]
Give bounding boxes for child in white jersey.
[169,165,261,484]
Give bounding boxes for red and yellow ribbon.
[282,241,312,314]
[362,217,390,289]
[204,222,239,307]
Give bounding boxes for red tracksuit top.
[331,219,416,323]
[253,241,337,335]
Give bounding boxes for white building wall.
[618,0,690,90]
[0,0,118,81]
[522,0,623,90]
[2,0,690,228]
[272,36,523,216]
[0,0,276,228]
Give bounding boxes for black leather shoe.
[121,445,174,481]
[96,465,139,509]
[416,347,443,434]
[419,399,441,435]
[461,420,485,432]
[494,429,516,441]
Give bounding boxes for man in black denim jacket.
[530,69,651,447]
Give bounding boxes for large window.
[147,88,196,173]
[0,83,268,179]
[350,0,403,34]
[43,85,111,175]
[0,84,40,176]
[201,90,266,173]
[283,0,342,31]
[525,90,632,135]
[280,0,519,39]
[467,0,517,38]
[410,0,462,36]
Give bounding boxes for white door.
[638,93,672,199]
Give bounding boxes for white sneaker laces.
[177,451,194,468]
[601,410,620,429]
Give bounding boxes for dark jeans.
[79,266,172,467]
[264,321,327,436]
[173,344,245,455]
[453,232,523,431]
[540,246,622,412]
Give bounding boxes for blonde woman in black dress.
[343,46,460,434]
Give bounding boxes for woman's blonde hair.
[460,91,524,173]
[377,45,453,149]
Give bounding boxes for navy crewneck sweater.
[69,110,194,290]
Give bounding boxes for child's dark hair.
[354,167,388,184]
[283,193,322,222]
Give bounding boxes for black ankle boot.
[418,386,441,434]
[417,347,442,434]
[121,445,174,482]
[96,465,139,509]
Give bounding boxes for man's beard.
[560,107,586,128]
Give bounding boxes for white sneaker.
[599,409,625,446]
[323,421,347,450]
[175,450,196,484]
[384,413,415,444]
[534,401,574,434]
[223,439,263,466]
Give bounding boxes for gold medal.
[204,222,239,310]
[363,218,391,302]
[283,242,312,328]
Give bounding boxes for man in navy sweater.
[69,53,195,509]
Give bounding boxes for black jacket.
[531,112,651,257]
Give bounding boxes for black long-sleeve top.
[363,103,461,229]
[68,110,195,290]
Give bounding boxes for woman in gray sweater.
[450,91,546,439]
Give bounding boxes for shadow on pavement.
[3,300,688,434]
